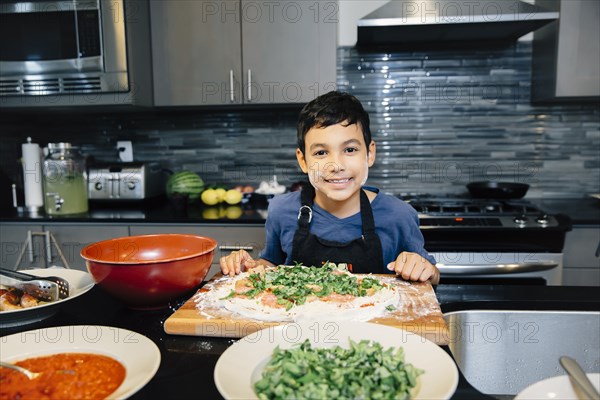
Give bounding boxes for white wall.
[338,0,389,46]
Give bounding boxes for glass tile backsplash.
[1,42,598,198]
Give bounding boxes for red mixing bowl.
[80,234,217,309]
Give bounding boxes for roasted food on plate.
[0,286,51,312]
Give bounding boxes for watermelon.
[166,171,204,200]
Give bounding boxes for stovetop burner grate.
[395,195,570,253]
[401,196,544,216]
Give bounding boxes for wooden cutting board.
[164,274,449,345]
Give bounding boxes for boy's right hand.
[219,249,258,277]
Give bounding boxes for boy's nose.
[325,160,343,172]
[327,154,345,171]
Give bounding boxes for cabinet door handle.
[229,70,235,103]
[27,230,33,263]
[219,245,254,251]
[44,231,52,265]
[247,69,252,102]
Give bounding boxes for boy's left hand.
[387,252,440,284]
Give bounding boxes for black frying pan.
[466,181,530,199]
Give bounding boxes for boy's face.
[296,122,376,205]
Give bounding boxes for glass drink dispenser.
[43,143,88,215]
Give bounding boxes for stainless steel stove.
[407,197,562,229]
[402,196,572,285]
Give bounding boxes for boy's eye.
[313,150,327,156]
[345,147,359,153]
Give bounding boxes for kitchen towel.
[21,137,44,210]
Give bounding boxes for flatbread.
[200,264,400,322]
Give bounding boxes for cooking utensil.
[0,361,41,379]
[560,356,600,400]
[0,268,69,301]
[1,269,94,329]
[0,274,59,302]
[466,181,530,199]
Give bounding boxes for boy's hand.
[220,250,258,277]
[387,252,440,284]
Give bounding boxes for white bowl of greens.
[214,321,458,400]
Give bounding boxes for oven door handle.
[437,262,559,275]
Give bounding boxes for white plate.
[214,321,458,400]
[0,268,95,328]
[515,373,600,400]
[0,325,161,399]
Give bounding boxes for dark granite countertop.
[1,197,269,224]
[528,197,600,225]
[2,196,599,226]
[1,284,597,400]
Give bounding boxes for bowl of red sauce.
[1,353,125,399]
[80,234,217,309]
[0,325,160,399]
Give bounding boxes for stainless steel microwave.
[0,0,128,96]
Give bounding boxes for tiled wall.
[338,42,599,198]
[2,42,599,199]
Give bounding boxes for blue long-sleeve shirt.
[259,188,436,272]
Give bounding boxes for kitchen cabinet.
[532,0,600,102]
[562,226,600,286]
[1,224,44,269]
[0,222,129,271]
[130,224,265,280]
[150,0,337,106]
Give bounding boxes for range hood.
[357,0,559,49]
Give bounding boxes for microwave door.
[0,5,103,76]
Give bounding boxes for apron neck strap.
[298,185,314,229]
[298,185,376,235]
[359,189,376,235]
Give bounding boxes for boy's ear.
[296,148,309,173]
[367,140,376,167]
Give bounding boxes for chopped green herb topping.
[254,339,423,399]
[224,263,386,309]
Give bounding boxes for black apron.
[290,185,384,273]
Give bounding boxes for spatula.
[0,268,69,301]
[560,356,600,400]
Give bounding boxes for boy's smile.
[296,122,376,217]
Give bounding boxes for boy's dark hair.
[296,91,372,154]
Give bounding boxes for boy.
[220,91,439,284]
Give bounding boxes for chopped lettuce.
[254,339,423,400]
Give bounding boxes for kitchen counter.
[1,197,269,224]
[2,284,598,400]
[2,196,599,225]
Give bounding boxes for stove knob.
[536,213,549,225]
[514,215,528,225]
[127,181,136,190]
[94,182,103,191]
